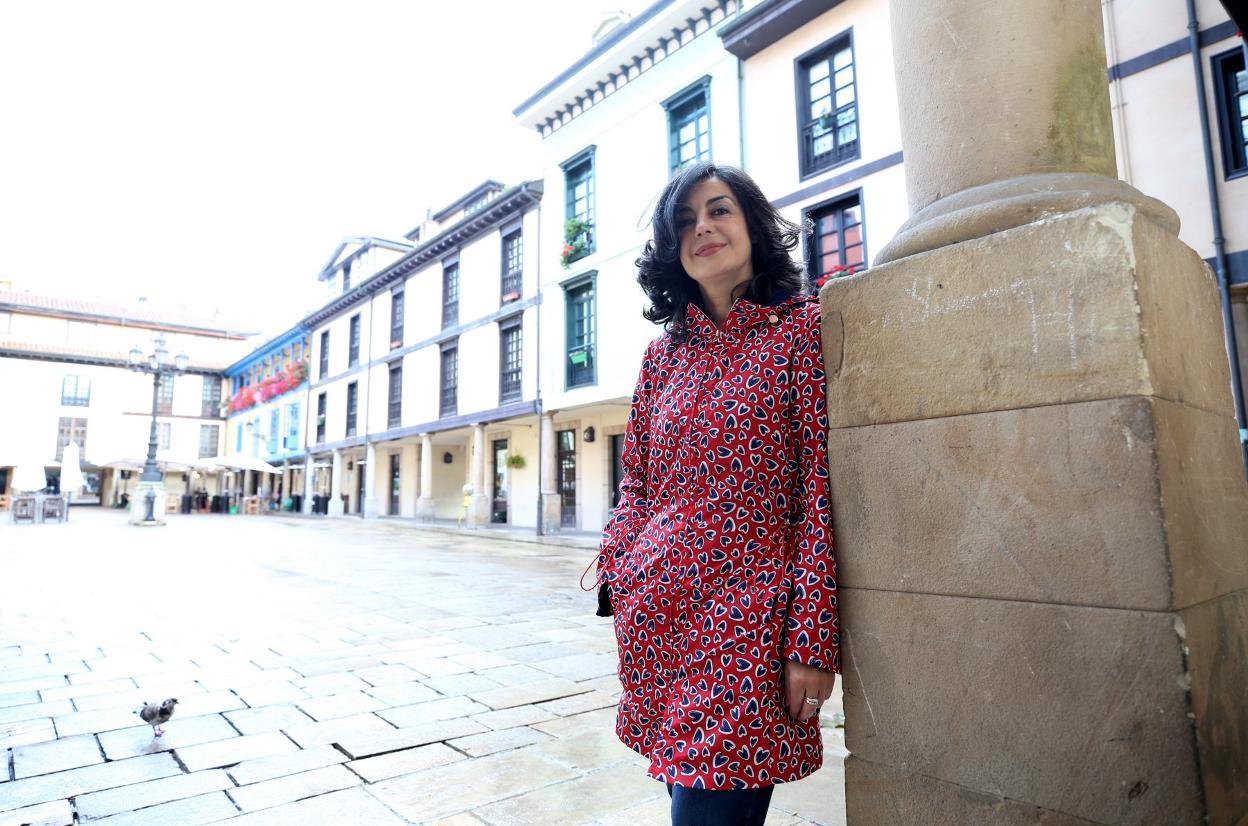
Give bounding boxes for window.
[348,314,361,367]
[345,381,358,437]
[442,261,459,328]
[501,230,523,300]
[1214,48,1248,178]
[390,290,404,349]
[61,375,91,407]
[806,194,865,284]
[563,149,595,259]
[565,278,596,388]
[199,424,219,459]
[316,392,327,443]
[341,261,352,293]
[285,402,300,450]
[201,376,221,418]
[440,343,458,418]
[268,408,279,454]
[55,417,87,462]
[558,429,577,526]
[797,35,859,177]
[319,330,330,379]
[236,423,243,452]
[388,363,402,429]
[465,193,491,216]
[158,422,171,451]
[664,78,711,173]
[156,374,175,415]
[499,319,522,403]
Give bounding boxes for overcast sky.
[0,1,648,337]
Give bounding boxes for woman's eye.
[712,206,730,216]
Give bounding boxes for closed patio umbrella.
[61,442,85,499]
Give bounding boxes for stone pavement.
[0,508,846,825]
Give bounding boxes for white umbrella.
[61,442,85,498]
[97,457,146,471]
[210,452,280,474]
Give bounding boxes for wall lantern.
[443,451,454,464]
[583,426,596,443]
[347,460,354,471]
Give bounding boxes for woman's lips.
[695,243,724,257]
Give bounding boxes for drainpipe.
[1187,0,1248,478]
[737,56,747,168]
[534,194,545,537]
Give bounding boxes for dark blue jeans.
[666,782,775,825]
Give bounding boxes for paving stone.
[530,653,617,682]
[529,706,617,738]
[97,714,239,760]
[231,682,307,709]
[174,691,248,719]
[593,796,679,826]
[0,753,182,811]
[447,725,550,757]
[13,733,104,778]
[0,718,56,750]
[296,691,385,721]
[195,668,301,693]
[349,664,423,686]
[535,690,619,717]
[493,642,586,664]
[376,696,489,727]
[0,700,74,726]
[368,749,578,822]
[226,744,347,786]
[530,726,640,772]
[335,717,487,760]
[476,663,557,687]
[0,676,69,696]
[291,656,385,678]
[209,787,407,826]
[364,681,440,708]
[52,706,144,738]
[0,661,88,683]
[469,704,557,731]
[76,768,234,820]
[289,672,370,697]
[443,626,543,651]
[392,656,471,677]
[0,799,74,826]
[0,691,41,709]
[69,681,206,713]
[346,742,465,783]
[468,678,588,711]
[419,673,505,697]
[428,814,489,826]
[224,704,314,735]
[227,765,360,812]
[444,651,515,670]
[91,791,239,826]
[473,761,660,825]
[280,712,393,749]
[40,678,136,702]
[177,732,298,772]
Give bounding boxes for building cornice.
[717,0,844,60]
[224,325,311,375]
[0,301,250,340]
[306,399,541,454]
[0,343,226,375]
[430,180,506,223]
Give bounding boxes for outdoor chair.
[42,496,66,523]
[0,494,8,511]
[12,495,36,524]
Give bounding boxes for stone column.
[416,434,435,520]
[243,469,254,499]
[540,411,561,533]
[400,443,418,517]
[830,2,1248,823]
[467,424,490,527]
[328,449,344,517]
[363,442,378,519]
[302,455,315,514]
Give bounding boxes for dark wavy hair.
[636,162,808,340]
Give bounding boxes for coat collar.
[685,290,806,339]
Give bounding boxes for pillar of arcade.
[826,1,1248,822]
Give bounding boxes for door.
[609,433,625,510]
[389,453,401,515]
[356,460,366,516]
[557,429,577,527]
[491,438,508,523]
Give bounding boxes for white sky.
[0,1,649,337]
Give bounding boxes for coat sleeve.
[782,303,841,674]
[596,339,657,582]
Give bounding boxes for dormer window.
[341,261,352,293]
[464,193,492,216]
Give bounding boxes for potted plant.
[560,218,592,269]
[506,454,526,469]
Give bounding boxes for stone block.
[0,800,73,826]
[176,731,298,772]
[529,726,638,772]
[0,691,41,709]
[0,700,73,726]
[280,711,393,749]
[226,743,347,786]
[1180,589,1248,826]
[447,725,550,757]
[97,713,238,760]
[231,681,308,708]
[75,768,233,820]
[89,791,238,826]
[472,761,659,825]
[350,664,424,686]
[822,204,1231,428]
[845,756,1113,825]
[213,787,408,826]
[468,679,588,711]
[290,672,371,697]
[13,734,104,778]
[418,673,505,697]
[470,704,557,731]
[346,742,465,783]
[829,397,1171,610]
[1151,398,1248,608]
[840,587,1201,824]
[297,690,386,721]
[0,718,56,750]
[529,652,617,682]
[228,764,360,812]
[0,753,181,812]
[364,680,441,707]
[376,696,489,727]
[334,717,486,760]
[224,704,315,735]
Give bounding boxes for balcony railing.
[800,111,858,176]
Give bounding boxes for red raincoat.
[597,292,840,790]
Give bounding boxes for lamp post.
[126,333,188,524]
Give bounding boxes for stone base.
[415,496,435,521]
[327,497,344,517]
[127,481,166,526]
[540,493,562,534]
[467,494,490,528]
[362,496,380,519]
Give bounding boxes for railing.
[800,113,858,175]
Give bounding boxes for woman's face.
[676,177,753,296]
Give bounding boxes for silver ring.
[804,697,820,706]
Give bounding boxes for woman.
[593,162,840,825]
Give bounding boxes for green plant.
[561,218,592,269]
[506,454,526,469]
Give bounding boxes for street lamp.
[126,333,189,524]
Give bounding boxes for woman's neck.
[699,279,751,328]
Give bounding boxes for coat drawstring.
[579,554,613,617]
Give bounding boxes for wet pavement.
[0,508,846,825]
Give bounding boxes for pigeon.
[135,698,178,737]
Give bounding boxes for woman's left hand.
[783,659,836,723]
